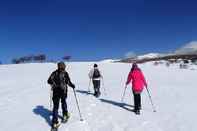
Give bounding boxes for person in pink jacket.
[126,63,147,115]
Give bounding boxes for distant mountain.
[175,41,197,55]
[120,52,197,63]
[119,42,197,63]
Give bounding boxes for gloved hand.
[145,82,148,88]
[50,82,57,90]
[71,84,75,89]
[125,83,129,87]
[50,84,55,90]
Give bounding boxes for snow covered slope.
[0,62,197,131]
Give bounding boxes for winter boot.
[135,110,140,115]
[62,113,70,123]
[96,91,101,97]
[52,121,61,129]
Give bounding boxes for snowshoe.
[135,110,140,115]
[62,113,70,123]
[51,122,61,131]
[95,91,101,98]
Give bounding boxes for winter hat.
[132,63,138,69]
[57,61,66,69]
[94,64,98,68]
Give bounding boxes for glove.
[145,82,148,88]
[71,84,75,89]
[125,82,129,86]
[50,84,55,90]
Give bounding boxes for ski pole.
[145,86,156,112]
[121,85,127,102]
[73,88,84,121]
[88,78,91,92]
[101,78,107,96]
[50,88,53,110]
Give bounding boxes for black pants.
[92,80,100,96]
[133,91,141,111]
[52,89,68,124]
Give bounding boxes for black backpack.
[93,69,101,78]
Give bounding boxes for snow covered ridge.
[119,53,197,64]
[137,53,162,59]
[120,41,197,64]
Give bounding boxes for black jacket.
[48,70,75,93]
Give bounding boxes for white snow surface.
[0,62,197,131]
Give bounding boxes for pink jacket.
[126,68,147,93]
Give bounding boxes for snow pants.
[52,89,68,124]
[133,91,141,111]
[92,80,101,97]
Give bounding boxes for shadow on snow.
[33,105,62,126]
[76,89,94,95]
[99,99,135,112]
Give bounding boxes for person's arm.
[47,72,55,85]
[99,69,103,79]
[47,72,57,90]
[141,71,147,87]
[126,72,132,85]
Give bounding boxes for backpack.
[93,69,101,78]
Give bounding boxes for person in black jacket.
[48,62,75,128]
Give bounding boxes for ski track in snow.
[0,62,197,131]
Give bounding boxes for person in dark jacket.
[48,62,75,128]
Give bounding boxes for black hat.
[94,64,98,68]
[57,62,66,69]
[132,63,138,69]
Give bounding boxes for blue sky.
[0,0,197,63]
